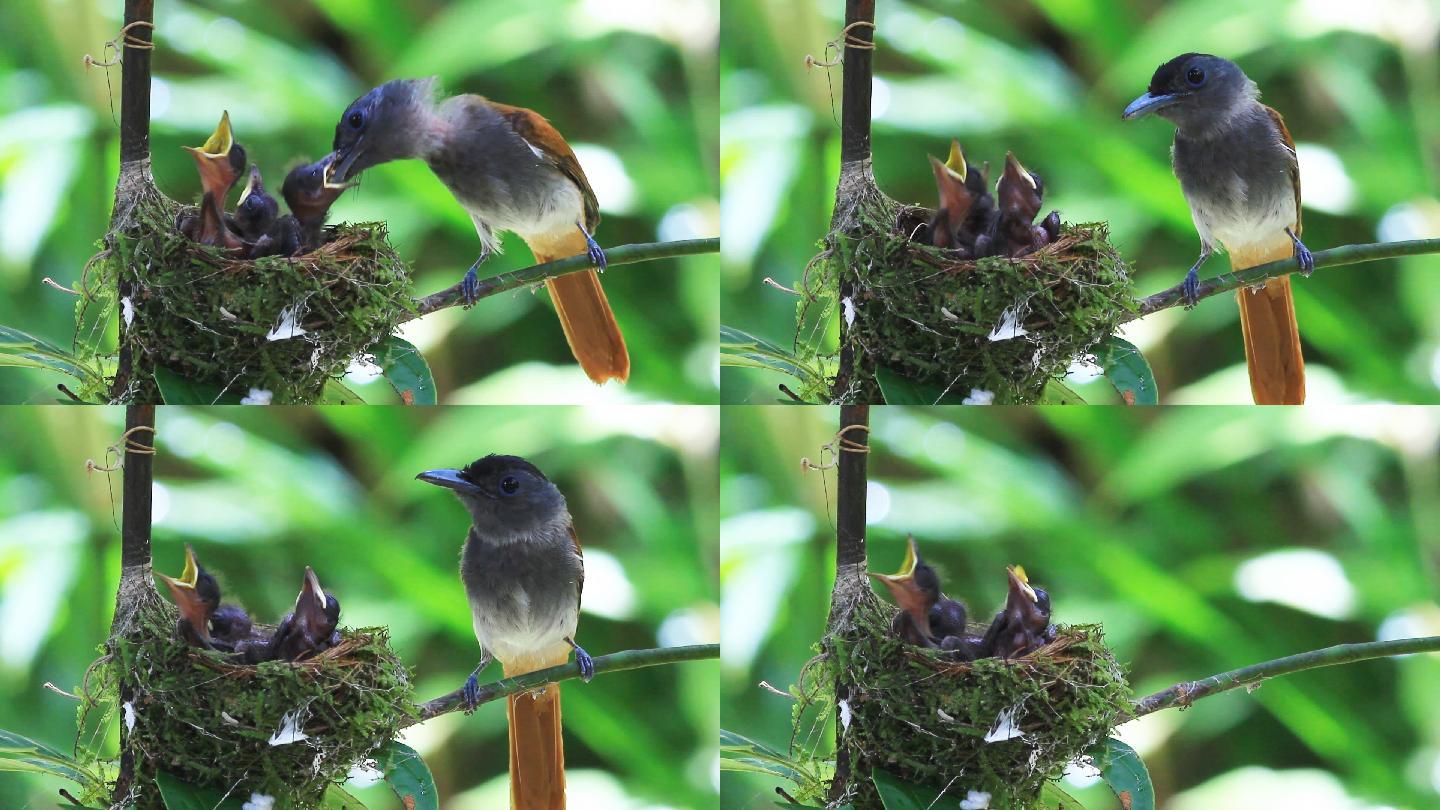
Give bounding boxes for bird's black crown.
[460,454,549,484]
[1148,52,1208,95]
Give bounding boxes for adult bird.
[270,567,342,662]
[328,78,629,384]
[1124,53,1312,404]
[418,455,595,810]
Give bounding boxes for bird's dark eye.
[347,110,364,129]
[500,476,520,495]
[1186,67,1206,86]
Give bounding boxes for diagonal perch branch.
[1124,237,1440,322]
[1125,635,1440,721]
[402,237,719,324]
[405,642,718,726]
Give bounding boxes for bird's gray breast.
[1172,107,1296,249]
[461,527,582,646]
[424,104,565,233]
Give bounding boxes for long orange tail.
[528,229,629,385]
[504,658,567,810]
[1231,237,1305,405]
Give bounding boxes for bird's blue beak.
[416,468,487,497]
[1122,91,1180,121]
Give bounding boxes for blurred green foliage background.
[721,405,1440,808]
[0,0,719,405]
[0,405,720,808]
[720,0,1440,404]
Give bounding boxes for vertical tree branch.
[825,404,871,802]
[830,0,876,400]
[110,404,158,803]
[109,0,156,402]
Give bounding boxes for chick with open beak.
[981,565,1054,660]
[183,111,247,208]
[270,566,342,662]
[155,545,223,650]
[868,536,972,649]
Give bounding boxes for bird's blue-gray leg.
[1181,244,1213,310]
[460,245,491,309]
[1286,227,1314,277]
[576,222,607,272]
[461,649,494,714]
[566,637,595,683]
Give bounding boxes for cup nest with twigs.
[826,174,1137,404]
[806,598,1131,808]
[92,603,416,808]
[96,176,414,404]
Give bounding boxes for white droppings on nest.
[842,296,856,326]
[266,303,308,341]
[220,711,240,726]
[987,306,1029,341]
[959,790,992,809]
[983,705,1025,743]
[122,701,136,731]
[218,306,238,322]
[936,708,955,722]
[838,699,852,730]
[121,297,135,327]
[241,794,275,810]
[961,388,995,405]
[240,388,273,405]
[267,709,310,746]
[940,306,959,322]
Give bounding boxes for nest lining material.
[109,607,415,807]
[822,599,1130,808]
[835,192,1137,403]
[104,185,414,403]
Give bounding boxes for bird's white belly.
[464,175,585,253]
[470,594,576,666]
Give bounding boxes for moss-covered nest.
[835,193,1137,403]
[825,600,1131,808]
[113,610,416,807]
[105,189,414,403]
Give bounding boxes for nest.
[101,176,413,403]
[823,600,1131,808]
[109,610,416,807]
[832,186,1137,403]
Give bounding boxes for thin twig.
[405,643,718,727]
[1126,635,1440,721]
[1124,237,1440,322]
[402,237,718,324]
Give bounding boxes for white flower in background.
[241,794,275,810]
[239,388,273,406]
[962,389,995,406]
[960,790,992,809]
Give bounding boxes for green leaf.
[153,366,246,405]
[1040,378,1087,404]
[871,768,943,810]
[874,365,971,405]
[1039,781,1085,808]
[321,378,367,405]
[376,740,438,810]
[371,335,436,405]
[0,324,99,385]
[0,729,99,788]
[719,729,810,785]
[322,785,370,809]
[155,770,248,810]
[1089,737,1155,810]
[1093,336,1158,405]
[720,325,822,385]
